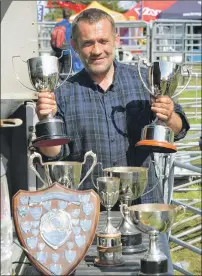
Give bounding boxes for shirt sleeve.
[173,102,190,141]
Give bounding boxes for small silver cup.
[125,203,186,275]
[95,177,125,267]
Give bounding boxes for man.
[37,8,190,204]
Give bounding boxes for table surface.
[12,211,173,275]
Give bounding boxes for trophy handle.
[56,49,73,89]
[172,66,192,99]
[12,56,36,91]
[90,162,104,189]
[29,152,47,186]
[120,203,138,225]
[141,160,161,197]
[78,151,97,188]
[138,57,154,96]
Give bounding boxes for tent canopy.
[69,1,126,22]
[157,1,202,20]
[124,1,176,21]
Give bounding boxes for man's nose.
[91,42,101,55]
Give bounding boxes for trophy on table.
[136,58,191,153]
[122,203,185,275]
[94,177,124,267]
[12,55,72,147]
[29,150,97,190]
[103,166,149,255]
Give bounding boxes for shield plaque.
[13,183,100,275]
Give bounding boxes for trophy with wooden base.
[94,177,124,267]
[136,58,191,153]
[12,183,100,276]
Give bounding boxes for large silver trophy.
[123,203,185,275]
[91,166,147,255]
[136,58,191,153]
[12,55,72,147]
[94,177,124,267]
[29,151,97,190]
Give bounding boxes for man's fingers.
[151,107,170,117]
[156,113,169,121]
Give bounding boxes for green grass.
[170,185,202,275]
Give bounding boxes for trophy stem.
[104,208,117,233]
[148,231,161,255]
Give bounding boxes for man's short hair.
[71,8,116,41]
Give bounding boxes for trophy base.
[32,135,70,147]
[33,118,71,147]
[96,232,124,267]
[121,233,147,255]
[135,140,177,153]
[140,259,168,275]
[94,257,125,267]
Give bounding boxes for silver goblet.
[125,203,185,275]
[104,166,148,255]
[95,177,124,267]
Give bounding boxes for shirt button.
[111,138,115,142]
[108,114,111,118]
[113,162,117,166]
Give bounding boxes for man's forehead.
[77,19,112,31]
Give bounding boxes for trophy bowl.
[103,167,148,254]
[128,203,180,233]
[29,151,97,190]
[136,59,191,153]
[127,203,185,275]
[103,167,148,202]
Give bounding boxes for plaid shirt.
[47,61,190,203]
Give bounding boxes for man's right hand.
[36,91,57,120]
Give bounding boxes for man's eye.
[100,40,108,44]
[83,42,92,47]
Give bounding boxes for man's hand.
[151,95,174,122]
[35,91,57,120]
[151,95,182,135]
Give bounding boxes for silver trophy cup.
[103,166,149,255]
[29,150,97,190]
[12,55,72,147]
[95,177,125,267]
[124,203,185,275]
[136,58,191,153]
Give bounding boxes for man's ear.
[115,34,120,48]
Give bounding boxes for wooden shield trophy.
[13,183,100,275]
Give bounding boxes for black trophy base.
[140,259,168,275]
[33,117,71,147]
[121,233,147,255]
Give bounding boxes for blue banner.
[37,4,44,22]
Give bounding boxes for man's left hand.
[151,95,174,122]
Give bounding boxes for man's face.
[73,19,118,76]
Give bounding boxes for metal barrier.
[151,19,202,67]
